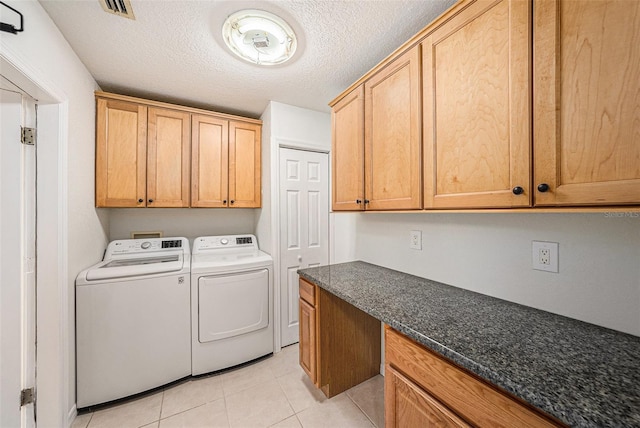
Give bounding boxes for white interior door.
[279,148,329,347]
[1,78,37,428]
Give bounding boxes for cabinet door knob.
[148,199,154,203]
[138,198,143,203]
[537,183,550,193]
[512,186,524,195]
[356,199,362,204]
[223,200,227,204]
[364,199,370,204]
[230,200,235,204]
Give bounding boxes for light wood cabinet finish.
[298,278,381,398]
[147,107,191,207]
[191,114,229,208]
[533,0,640,206]
[332,86,365,211]
[385,326,563,427]
[298,297,317,384]
[95,92,261,208]
[95,98,147,207]
[422,0,531,208]
[229,121,261,208]
[365,46,422,210]
[386,365,470,428]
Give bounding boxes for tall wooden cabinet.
[422,0,531,209]
[331,46,422,211]
[533,0,640,206]
[96,92,261,208]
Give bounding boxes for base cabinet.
[298,278,380,398]
[385,326,564,427]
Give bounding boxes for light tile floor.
[72,345,384,428]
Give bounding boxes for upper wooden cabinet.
[422,0,531,209]
[96,98,147,207]
[533,0,640,206]
[147,107,191,207]
[332,86,365,211]
[96,101,190,208]
[229,121,261,208]
[191,114,229,208]
[365,46,422,210]
[95,92,261,208]
[331,46,422,211]
[331,0,640,210]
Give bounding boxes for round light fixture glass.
[222,9,297,66]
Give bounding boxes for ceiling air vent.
[99,0,135,20]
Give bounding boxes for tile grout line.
[345,390,378,428]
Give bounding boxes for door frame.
[272,139,330,352]
[2,43,71,426]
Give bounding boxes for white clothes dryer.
[75,237,191,408]
[191,235,273,375]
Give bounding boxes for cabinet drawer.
[299,278,316,306]
[385,326,563,427]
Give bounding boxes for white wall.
[256,101,332,349]
[1,0,107,425]
[255,101,332,259]
[109,208,255,242]
[351,212,640,336]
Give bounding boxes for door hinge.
[21,127,36,145]
[20,388,35,406]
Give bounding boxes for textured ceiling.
[39,0,455,118]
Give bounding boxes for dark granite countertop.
[298,261,640,428]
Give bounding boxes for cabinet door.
[191,114,229,207]
[229,121,261,208]
[365,46,422,210]
[95,98,147,207]
[299,298,317,384]
[385,365,471,428]
[332,86,365,211]
[533,0,640,206]
[423,0,531,208]
[147,107,191,207]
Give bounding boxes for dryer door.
[198,269,269,343]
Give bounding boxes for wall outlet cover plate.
[532,241,559,273]
[410,230,422,250]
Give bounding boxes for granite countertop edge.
[297,262,640,428]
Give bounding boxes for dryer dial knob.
[141,242,151,249]
[220,238,229,245]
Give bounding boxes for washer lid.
[84,254,184,281]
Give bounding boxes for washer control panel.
[106,237,188,257]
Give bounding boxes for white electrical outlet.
[410,230,422,250]
[532,241,559,273]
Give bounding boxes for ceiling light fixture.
[222,9,297,66]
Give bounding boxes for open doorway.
[1,75,37,428]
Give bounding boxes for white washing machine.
[191,234,273,375]
[75,237,191,408]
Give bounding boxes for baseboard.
[67,405,77,428]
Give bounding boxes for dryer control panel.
[193,235,258,253]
